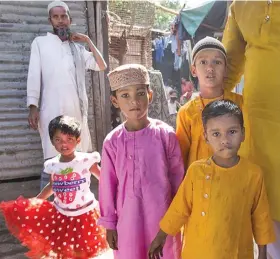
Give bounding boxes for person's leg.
[267,220,280,259]
[40,171,50,190]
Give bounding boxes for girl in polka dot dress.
[0,116,111,259]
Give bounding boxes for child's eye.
[138,91,145,96]
[121,93,129,98]
[68,138,74,142]
[55,139,60,143]
[212,132,220,137]
[214,60,222,65]
[229,130,237,134]
[200,60,207,65]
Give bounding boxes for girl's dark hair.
[202,99,244,128]
[49,115,81,140]
[111,84,151,97]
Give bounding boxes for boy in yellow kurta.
[176,37,243,170]
[149,100,275,259]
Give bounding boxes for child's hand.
[148,229,168,259]
[106,229,118,250]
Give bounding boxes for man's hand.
[28,105,39,130]
[76,32,107,71]
[148,229,168,259]
[70,32,89,43]
[106,229,118,250]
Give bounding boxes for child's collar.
[195,92,225,111]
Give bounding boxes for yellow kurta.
[222,1,280,220]
[176,91,243,170]
[160,158,275,259]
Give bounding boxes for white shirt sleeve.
[26,38,42,108]
[44,159,52,174]
[82,47,100,71]
[82,151,101,169]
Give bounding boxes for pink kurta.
[98,119,184,259]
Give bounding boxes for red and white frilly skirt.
[0,196,109,259]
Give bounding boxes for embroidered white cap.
[108,64,150,91]
[191,36,227,65]
[48,1,70,14]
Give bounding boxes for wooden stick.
[154,2,179,15]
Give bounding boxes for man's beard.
[53,27,71,40]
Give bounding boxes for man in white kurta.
[27,32,99,159]
[27,1,106,188]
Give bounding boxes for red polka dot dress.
[0,152,109,259]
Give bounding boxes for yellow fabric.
[176,91,243,170]
[160,157,275,259]
[222,1,280,220]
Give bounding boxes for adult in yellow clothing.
[222,1,280,257]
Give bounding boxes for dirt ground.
[0,177,258,259]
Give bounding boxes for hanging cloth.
[180,0,215,37]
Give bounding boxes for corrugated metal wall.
[0,1,95,180]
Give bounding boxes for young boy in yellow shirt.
[176,37,243,170]
[149,100,275,259]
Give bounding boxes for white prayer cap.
[48,1,70,14]
[191,36,226,65]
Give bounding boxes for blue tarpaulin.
[180,0,215,37]
[179,0,228,40]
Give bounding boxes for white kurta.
[27,33,99,159]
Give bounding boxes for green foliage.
[154,0,182,30]
[109,0,181,30]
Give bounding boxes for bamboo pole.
[153,2,179,15]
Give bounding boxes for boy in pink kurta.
[98,64,184,259]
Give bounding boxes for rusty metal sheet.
[0,1,92,180]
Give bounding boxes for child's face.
[204,114,244,160]
[191,49,226,91]
[111,84,153,121]
[51,130,80,157]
